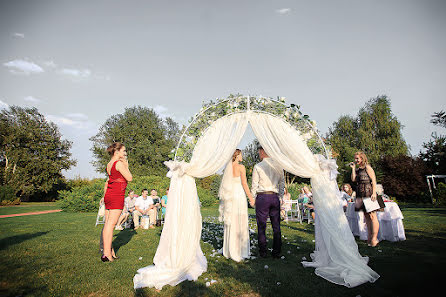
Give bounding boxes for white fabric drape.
[133,113,249,290]
[218,161,234,226]
[249,113,379,288]
[134,111,379,290]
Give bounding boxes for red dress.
[104,160,128,210]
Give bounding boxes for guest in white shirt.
[115,190,137,230]
[252,146,285,258]
[134,189,157,229]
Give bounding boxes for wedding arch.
[134,95,379,290]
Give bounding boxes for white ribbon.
[315,154,339,181]
[164,160,190,178]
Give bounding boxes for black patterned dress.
[354,167,373,212]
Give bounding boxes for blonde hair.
[354,151,369,167]
[232,149,242,162]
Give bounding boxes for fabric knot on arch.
[134,99,379,290]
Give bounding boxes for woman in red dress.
[101,142,133,262]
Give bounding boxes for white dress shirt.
[251,157,285,198]
[135,196,154,212]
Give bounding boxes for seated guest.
[134,189,158,229]
[340,183,355,202]
[149,189,161,224]
[298,186,312,203]
[161,188,169,218]
[302,187,315,221]
[280,187,292,219]
[115,190,137,230]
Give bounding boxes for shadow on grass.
[0,231,49,251]
[113,229,137,253]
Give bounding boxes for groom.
[252,146,285,258]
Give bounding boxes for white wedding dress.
[222,176,250,262]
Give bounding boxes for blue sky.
[1,0,445,179]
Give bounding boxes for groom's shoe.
[272,253,281,259]
[259,251,268,258]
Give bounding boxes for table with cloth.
[345,201,406,242]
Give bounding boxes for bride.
[219,149,255,262]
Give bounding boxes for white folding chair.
[283,200,302,223]
[301,204,313,224]
[95,202,106,226]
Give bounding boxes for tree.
[0,106,75,200]
[327,95,409,184]
[90,106,180,177]
[419,110,446,175]
[380,155,429,202]
[431,110,446,128]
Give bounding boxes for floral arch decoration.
[173,94,332,162]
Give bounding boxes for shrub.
[197,186,218,207]
[379,155,429,202]
[58,179,105,212]
[434,182,446,207]
[0,185,20,205]
[57,175,217,212]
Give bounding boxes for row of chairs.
[281,200,313,224]
[95,202,164,227]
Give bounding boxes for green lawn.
[0,203,445,297]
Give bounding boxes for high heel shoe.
[101,255,113,262]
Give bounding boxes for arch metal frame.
[173,95,331,162]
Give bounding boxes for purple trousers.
[255,193,282,256]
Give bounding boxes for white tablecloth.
[345,202,406,242]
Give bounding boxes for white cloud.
[12,32,25,38]
[0,99,9,109]
[65,112,89,121]
[153,105,172,119]
[3,59,44,75]
[42,60,57,68]
[59,68,91,78]
[276,8,291,15]
[24,96,42,104]
[47,113,98,135]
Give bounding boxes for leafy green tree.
[327,95,409,184]
[90,106,180,177]
[0,106,75,200]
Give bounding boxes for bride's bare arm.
[240,165,254,206]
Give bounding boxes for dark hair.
[258,146,264,151]
[107,142,124,156]
[141,189,148,193]
[128,189,134,194]
[150,189,156,192]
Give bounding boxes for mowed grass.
[0,203,445,297]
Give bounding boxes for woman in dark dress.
[101,142,133,262]
[350,151,379,247]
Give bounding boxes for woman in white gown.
[219,149,255,262]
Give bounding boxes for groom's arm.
[278,170,285,199]
[251,165,259,199]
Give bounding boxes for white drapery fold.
[134,111,379,290]
[218,160,234,226]
[249,113,379,288]
[134,113,249,290]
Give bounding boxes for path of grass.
[0,202,60,216]
[0,204,445,296]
